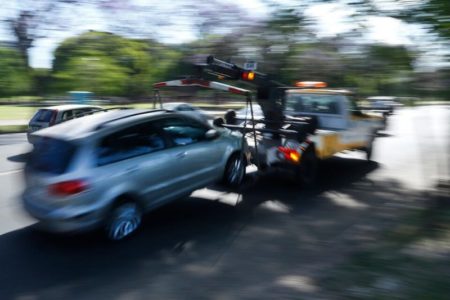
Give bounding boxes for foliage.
[2,1,449,98]
[392,0,450,40]
[181,17,418,96]
[51,31,182,97]
[31,68,51,95]
[0,47,32,96]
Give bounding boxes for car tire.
[296,146,318,188]
[223,153,246,187]
[106,201,142,241]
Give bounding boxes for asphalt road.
[0,106,448,299]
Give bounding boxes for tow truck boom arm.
[203,56,286,130]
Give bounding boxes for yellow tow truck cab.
[284,83,384,160]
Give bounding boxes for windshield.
[285,93,345,115]
[28,138,77,174]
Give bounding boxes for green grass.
[0,96,44,104]
[0,125,28,133]
[0,106,41,120]
[0,102,246,121]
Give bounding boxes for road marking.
[0,169,22,176]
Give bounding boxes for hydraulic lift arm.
[202,56,286,132]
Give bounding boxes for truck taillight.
[241,71,255,81]
[49,180,88,196]
[278,147,301,164]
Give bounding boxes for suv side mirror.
[205,129,219,140]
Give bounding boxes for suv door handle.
[176,152,187,159]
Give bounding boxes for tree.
[4,0,249,68]
[51,31,182,97]
[0,47,32,96]
[6,0,82,67]
[390,0,450,40]
[9,11,33,67]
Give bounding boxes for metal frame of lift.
[152,79,261,168]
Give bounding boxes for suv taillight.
[49,180,88,196]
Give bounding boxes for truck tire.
[296,146,318,188]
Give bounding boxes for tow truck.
[153,56,384,186]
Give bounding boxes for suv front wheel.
[223,153,246,187]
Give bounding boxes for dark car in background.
[365,96,402,115]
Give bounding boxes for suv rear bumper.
[23,194,106,233]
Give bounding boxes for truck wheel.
[223,153,246,187]
[106,201,142,241]
[297,147,318,188]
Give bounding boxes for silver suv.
[22,109,246,240]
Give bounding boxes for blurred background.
[0,1,449,299]
[0,0,448,103]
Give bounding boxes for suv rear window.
[28,138,77,174]
[31,109,55,123]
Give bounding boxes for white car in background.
[27,104,102,143]
[366,96,402,115]
[161,102,213,124]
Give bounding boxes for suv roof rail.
[94,109,170,130]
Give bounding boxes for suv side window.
[97,122,165,166]
[74,109,88,118]
[157,117,208,146]
[61,110,74,121]
[79,107,99,117]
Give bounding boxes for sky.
[0,0,445,70]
